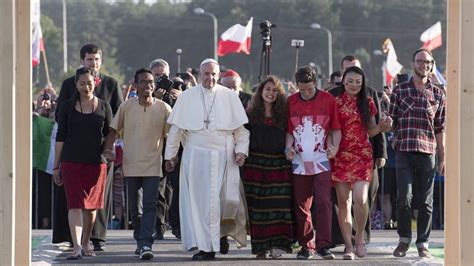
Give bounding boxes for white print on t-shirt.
[292,115,330,175]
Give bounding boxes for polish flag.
[32,0,44,67]
[218,18,253,57]
[382,38,403,86]
[420,21,442,51]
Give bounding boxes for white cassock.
[165,84,250,252]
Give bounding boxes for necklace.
[200,86,217,129]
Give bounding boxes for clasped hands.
[379,116,393,132]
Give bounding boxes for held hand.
[165,157,177,172]
[235,153,246,166]
[326,145,337,159]
[285,147,296,161]
[375,158,386,168]
[379,116,393,132]
[53,170,63,186]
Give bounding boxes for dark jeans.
[155,176,170,235]
[395,151,435,248]
[127,176,160,248]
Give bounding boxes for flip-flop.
[66,253,82,260]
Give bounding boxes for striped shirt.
[388,78,446,154]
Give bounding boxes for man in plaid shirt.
[388,48,446,259]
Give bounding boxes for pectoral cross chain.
[204,119,211,129]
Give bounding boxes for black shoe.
[152,231,164,240]
[317,248,335,260]
[296,248,314,260]
[192,251,216,261]
[220,236,229,254]
[134,248,140,257]
[92,240,105,251]
[139,246,153,260]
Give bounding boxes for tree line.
[37,0,446,92]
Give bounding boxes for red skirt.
[61,162,106,210]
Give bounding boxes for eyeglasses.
[138,80,155,86]
[415,59,433,66]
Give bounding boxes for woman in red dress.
[331,66,391,260]
[52,68,112,259]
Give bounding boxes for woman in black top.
[53,67,112,259]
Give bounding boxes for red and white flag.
[420,21,442,51]
[32,0,44,67]
[217,17,253,57]
[382,38,403,86]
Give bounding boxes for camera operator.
[34,83,58,119]
[149,59,182,106]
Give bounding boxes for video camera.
[42,92,51,101]
[260,20,276,40]
[155,75,173,91]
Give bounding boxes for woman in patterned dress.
[243,75,295,259]
[331,66,391,260]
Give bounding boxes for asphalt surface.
[32,229,444,265]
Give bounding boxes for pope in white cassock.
[164,58,250,261]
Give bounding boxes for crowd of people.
[32,43,446,261]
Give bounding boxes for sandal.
[269,248,282,259]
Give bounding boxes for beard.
[414,67,429,79]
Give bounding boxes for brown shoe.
[393,242,409,257]
[417,247,432,258]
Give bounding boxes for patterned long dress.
[243,118,295,254]
[332,93,377,183]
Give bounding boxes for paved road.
[32,229,444,265]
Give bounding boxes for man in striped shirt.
[388,48,446,259]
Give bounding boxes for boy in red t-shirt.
[285,66,341,260]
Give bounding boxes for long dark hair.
[247,75,287,130]
[342,66,370,128]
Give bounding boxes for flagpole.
[41,49,51,86]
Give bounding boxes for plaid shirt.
[388,78,446,154]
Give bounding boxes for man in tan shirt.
[104,68,171,260]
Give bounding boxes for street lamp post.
[311,23,333,77]
[62,0,68,73]
[194,8,218,61]
[176,48,182,73]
